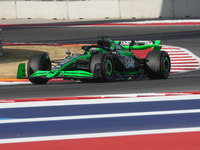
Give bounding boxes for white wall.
[68,1,120,20]
[16,2,68,19]
[0,2,16,19]
[0,0,200,20]
[119,0,173,19]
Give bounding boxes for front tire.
[90,53,114,81]
[27,53,51,84]
[145,51,170,79]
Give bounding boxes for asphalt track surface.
[1,20,200,99]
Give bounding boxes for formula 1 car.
[17,37,171,84]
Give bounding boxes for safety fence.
[0,28,2,56]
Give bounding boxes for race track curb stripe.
[0,78,74,85]
[1,19,200,27]
[162,45,200,73]
[1,91,200,103]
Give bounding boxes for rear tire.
[90,53,114,81]
[145,51,170,79]
[27,53,51,84]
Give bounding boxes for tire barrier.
[0,28,3,56]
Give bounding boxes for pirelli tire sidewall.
[90,53,114,81]
[145,51,171,79]
[101,54,114,81]
[27,53,51,84]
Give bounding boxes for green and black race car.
[17,37,171,84]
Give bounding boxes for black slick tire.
[90,53,114,81]
[145,51,170,79]
[27,53,51,84]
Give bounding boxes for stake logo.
[124,57,135,69]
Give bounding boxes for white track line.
[1,109,200,124]
[1,94,200,109]
[117,19,200,24]
[1,127,200,144]
[0,82,31,85]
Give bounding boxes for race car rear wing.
[115,40,162,51]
